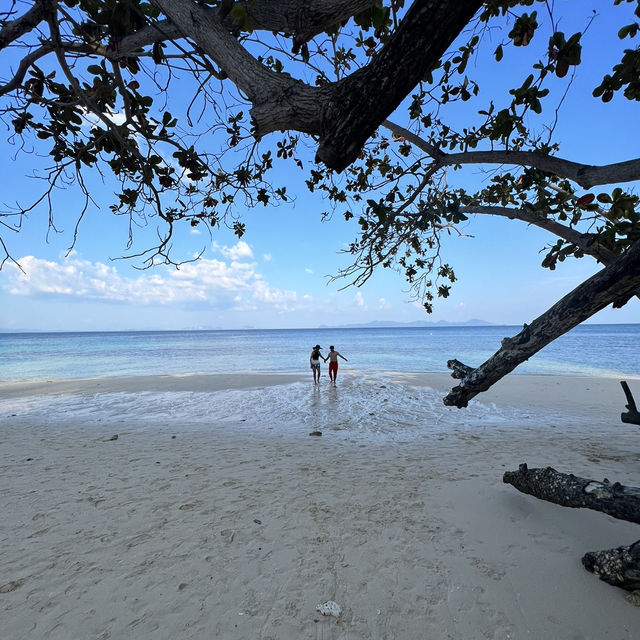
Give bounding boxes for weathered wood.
[503,464,640,524]
[443,239,640,407]
[505,464,640,593]
[582,541,640,592]
[621,381,640,425]
[447,359,474,380]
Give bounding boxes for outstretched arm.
[339,353,348,361]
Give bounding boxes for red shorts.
[329,361,338,376]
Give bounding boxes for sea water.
[1,324,639,382]
[1,325,638,438]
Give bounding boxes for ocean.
[1,324,639,382]
[1,325,638,439]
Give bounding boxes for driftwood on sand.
[504,464,640,593]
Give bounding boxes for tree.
[1,0,639,405]
[2,0,640,597]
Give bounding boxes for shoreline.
[1,369,638,397]
[2,374,639,638]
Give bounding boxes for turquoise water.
[1,324,638,383]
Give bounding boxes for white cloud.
[377,298,391,309]
[263,254,272,262]
[3,253,304,314]
[220,241,253,261]
[250,280,299,310]
[305,268,314,275]
[354,291,365,307]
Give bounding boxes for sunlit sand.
[1,373,638,639]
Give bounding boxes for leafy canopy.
[1,0,639,312]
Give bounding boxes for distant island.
[319,319,494,329]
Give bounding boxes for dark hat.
[314,344,322,349]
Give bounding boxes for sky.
[1,2,638,332]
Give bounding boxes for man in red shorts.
[326,345,348,384]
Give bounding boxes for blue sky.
[1,2,638,331]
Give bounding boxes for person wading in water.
[309,345,325,384]
[325,346,347,384]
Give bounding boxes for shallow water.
[1,371,567,442]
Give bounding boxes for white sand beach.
[1,373,639,639]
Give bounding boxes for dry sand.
[1,373,639,639]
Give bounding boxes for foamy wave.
[0,372,552,440]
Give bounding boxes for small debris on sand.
[316,601,341,617]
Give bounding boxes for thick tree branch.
[5,1,485,172]
[382,121,640,188]
[0,0,49,50]
[444,152,640,189]
[152,0,328,137]
[459,205,619,266]
[443,238,640,407]
[113,1,378,56]
[316,0,484,171]
[152,0,484,168]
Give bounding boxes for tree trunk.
[153,0,483,172]
[443,239,640,407]
[620,381,640,426]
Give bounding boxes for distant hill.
[320,319,493,329]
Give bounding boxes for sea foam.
[0,372,558,441]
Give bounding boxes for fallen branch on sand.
[504,464,640,593]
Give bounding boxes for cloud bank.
[4,242,303,313]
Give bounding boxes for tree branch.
[381,121,640,189]
[5,1,485,172]
[443,151,640,189]
[116,1,378,56]
[0,42,53,97]
[620,381,640,425]
[459,205,619,266]
[443,238,640,407]
[382,119,444,158]
[152,0,328,137]
[0,0,49,50]
[316,0,484,171]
